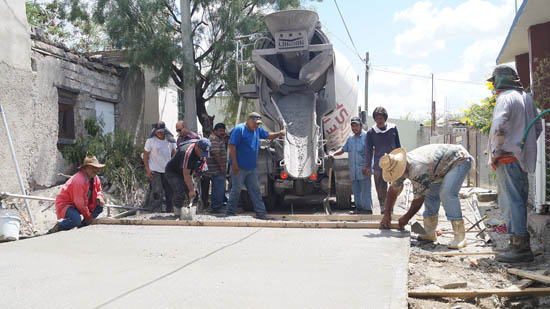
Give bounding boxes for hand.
[362,168,371,177]
[188,190,197,199]
[279,129,286,137]
[146,169,153,179]
[232,164,239,176]
[96,196,105,207]
[379,214,392,229]
[398,216,408,230]
[83,217,94,226]
[328,154,334,160]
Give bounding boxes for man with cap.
[48,156,106,233]
[226,112,285,219]
[205,122,227,214]
[487,65,541,263]
[379,144,473,249]
[165,138,211,220]
[329,116,373,214]
[143,121,177,212]
[366,106,401,214]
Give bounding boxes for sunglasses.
[176,129,182,132]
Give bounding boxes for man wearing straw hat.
[48,156,106,233]
[378,144,473,249]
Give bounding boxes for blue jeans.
[226,168,266,217]
[496,161,528,236]
[210,174,226,211]
[59,205,104,230]
[423,158,472,220]
[352,178,372,211]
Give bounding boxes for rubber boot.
[418,216,438,241]
[495,236,515,252]
[448,219,467,249]
[496,234,534,263]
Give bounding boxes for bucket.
[0,209,21,242]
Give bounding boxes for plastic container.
[0,209,21,242]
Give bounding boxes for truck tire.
[333,157,352,209]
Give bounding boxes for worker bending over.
[379,144,473,249]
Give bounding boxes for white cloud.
[393,0,515,58]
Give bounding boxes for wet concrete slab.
[1,225,409,308]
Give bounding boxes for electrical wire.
[333,0,365,63]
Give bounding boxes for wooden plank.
[507,268,550,285]
[409,287,550,299]
[413,251,499,257]
[93,218,401,229]
[264,214,401,221]
[512,279,535,290]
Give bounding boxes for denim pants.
[210,174,226,211]
[423,158,472,220]
[226,168,266,217]
[373,169,387,211]
[496,161,528,236]
[59,205,103,230]
[151,172,173,212]
[352,178,372,211]
[166,171,189,209]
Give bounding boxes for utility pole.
[180,0,197,132]
[431,73,436,136]
[364,52,369,116]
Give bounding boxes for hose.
[520,109,550,150]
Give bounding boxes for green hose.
[520,109,550,150]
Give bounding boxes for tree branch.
[205,84,225,101]
[164,1,181,25]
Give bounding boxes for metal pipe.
[0,104,36,231]
[0,192,149,211]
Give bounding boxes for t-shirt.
[144,137,177,173]
[165,142,207,175]
[229,123,268,170]
[391,144,472,198]
[206,133,227,175]
[177,132,200,148]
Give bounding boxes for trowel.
[411,222,426,235]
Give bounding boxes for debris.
[440,282,468,289]
[507,268,550,285]
[470,259,479,267]
[413,251,498,257]
[411,222,426,234]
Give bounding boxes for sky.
[308,0,518,121]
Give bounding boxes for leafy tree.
[51,0,317,134]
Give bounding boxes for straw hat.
[378,148,407,182]
[79,156,105,169]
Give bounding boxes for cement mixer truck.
[236,9,359,210]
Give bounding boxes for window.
[95,100,115,135]
[57,89,76,145]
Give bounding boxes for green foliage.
[461,82,496,135]
[532,57,550,109]
[62,116,147,205]
[25,0,110,52]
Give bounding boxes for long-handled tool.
[322,160,333,215]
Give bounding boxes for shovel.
[411,221,426,235]
[322,164,333,215]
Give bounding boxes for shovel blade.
[411,222,426,234]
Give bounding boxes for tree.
[51,0,317,134]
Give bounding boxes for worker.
[143,121,177,212]
[379,144,473,249]
[329,116,372,214]
[203,123,227,214]
[366,106,401,214]
[165,138,211,220]
[226,112,285,219]
[487,65,541,263]
[175,120,199,148]
[47,156,106,233]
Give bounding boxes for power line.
[333,0,365,63]
[370,66,485,85]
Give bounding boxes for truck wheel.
[335,192,351,210]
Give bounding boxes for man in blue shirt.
[227,112,285,218]
[329,116,372,214]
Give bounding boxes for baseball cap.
[350,116,361,124]
[196,138,211,158]
[248,112,263,124]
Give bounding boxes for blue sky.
[308,0,517,120]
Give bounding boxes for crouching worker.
[165,138,211,220]
[379,144,473,249]
[48,156,106,233]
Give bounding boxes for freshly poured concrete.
[1,225,409,308]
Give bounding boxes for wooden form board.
[409,287,550,298]
[507,268,550,285]
[94,218,400,229]
[264,214,401,221]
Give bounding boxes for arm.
[397,196,425,229]
[229,144,239,176]
[364,132,373,176]
[95,178,105,207]
[143,151,152,179]
[491,98,510,159]
[394,127,401,148]
[183,168,196,198]
[70,178,92,220]
[267,130,285,140]
[329,148,345,158]
[379,186,401,229]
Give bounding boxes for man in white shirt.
[144,121,177,212]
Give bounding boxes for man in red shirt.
[48,156,106,233]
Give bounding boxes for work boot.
[496,235,534,263]
[448,219,467,249]
[418,216,438,241]
[495,236,516,252]
[173,207,182,217]
[47,222,61,234]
